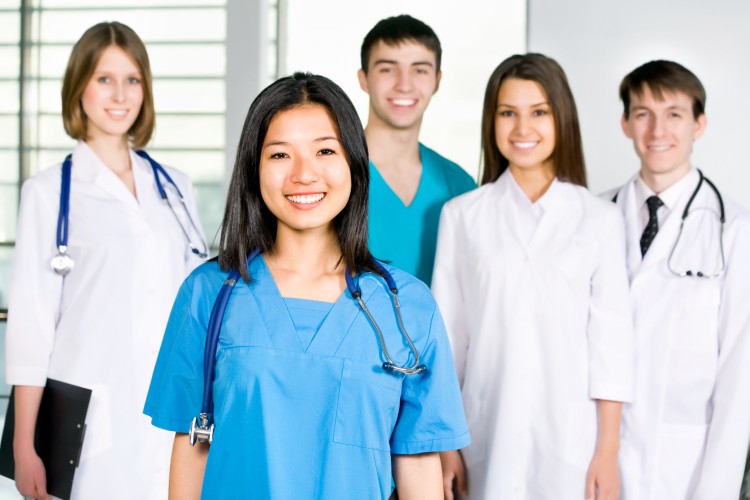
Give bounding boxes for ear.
[620,114,633,139]
[693,113,707,140]
[433,69,442,94]
[357,69,369,94]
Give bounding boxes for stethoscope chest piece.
[189,413,214,445]
[50,247,75,276]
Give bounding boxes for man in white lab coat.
[610,59,750,500]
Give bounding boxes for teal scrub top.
[368,143,476,286]
[144,256,470,499]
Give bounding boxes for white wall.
[283,0,527,180]
[528,0,750,206]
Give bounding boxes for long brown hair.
[480,53,587,187]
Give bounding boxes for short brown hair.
[619,60,706,119]
[61,21,154,148]
[480,53,587,187]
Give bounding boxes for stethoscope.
[189,249,426,445]
[667,169,725,278]
[50,150,208,276]
[613,169,725,279]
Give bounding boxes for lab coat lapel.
[250,257,306,352]
[493,173,529,253]
[306,277,378,356]
[526,180,565,252]
[72,141,141,213]
[617,179,649,277]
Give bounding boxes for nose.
[649,115,666,137]
[394,68,414,92]
[290,155,318,184]
[112,81,126,103]
[514,114,530,135]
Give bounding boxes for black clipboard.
[0,379,91,500]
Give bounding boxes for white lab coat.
[432,170,634,499]
[6,141,205,500]
[611,169,750,500]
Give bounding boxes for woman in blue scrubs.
[144,72,469,499]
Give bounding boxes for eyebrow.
[631,104,689,112]
[263,136,340,148]
[372,59,434,68]
[497,101,549,108]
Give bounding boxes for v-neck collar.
[493,170,565,252]
[247,256,376,355]
[369,143,431,210]
[71,140,145,213]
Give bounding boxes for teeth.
[513,141,537,149]
[649,145,671,152]
[108,110,127,117]
[392,99,416,106]
[286,193,325,204]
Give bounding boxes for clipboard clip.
[189,412,213,445]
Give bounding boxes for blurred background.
[0,0,748,496]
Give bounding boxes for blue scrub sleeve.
[389,304,471,454]
[144,276,206,433]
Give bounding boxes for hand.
[440,450,467,500]
[14,446,50,500]
[585,448,620,500]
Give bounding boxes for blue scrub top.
[144,256,470,499]
[368,143,476,286]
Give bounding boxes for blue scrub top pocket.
[333,359,402,452]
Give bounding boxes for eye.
[497,110,514,117]
[97,76,110,84]
[127,77,141,85]
[415,67,429,75]
[669,112,682,119]
[378,66,393,74]
[532,109,549,117]
[318,148,335,156]
[269,152,289,159]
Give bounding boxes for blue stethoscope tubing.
[51,150,208,275]
[135,150,209,259]
[189,250,426,445]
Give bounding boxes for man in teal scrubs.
[358,15,475,285]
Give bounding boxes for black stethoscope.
[613,169,725,278]
[50,150,208,276]
[667,169,725,278]
[189,249,426,446]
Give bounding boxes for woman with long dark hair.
[433,54,633,500]
[145,72,469,499]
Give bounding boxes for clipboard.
[0,379,91,500]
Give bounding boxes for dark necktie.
[640,195,664,256]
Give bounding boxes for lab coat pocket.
[564,401,597,469]
[334,359,401,452]
[78,384,112,461]
[679,284,720,352]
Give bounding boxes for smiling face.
[81,45,144,143]
[494,78,556,177]
[621,85,707,188]
[259,104,352,238]
[357,39,441,132]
